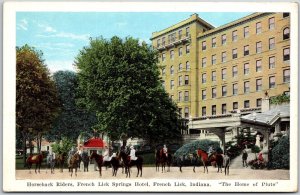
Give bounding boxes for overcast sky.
[16,12,252,73]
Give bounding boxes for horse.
[223,153,231,175]
[196,149,210,173]
[81,151,90,172]
[26,153,44,174]
[46,152,56,174]
[69,152,81,177]
[211,152,224,173]
[119,150,143,178]
[56,153,66,173]
[156,148,172,173]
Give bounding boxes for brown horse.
[211,152,224,173]
[156,149,172,173]
[196,149,210,173]
[56,153,66,173]
[26,153,44,174]
[69,153,80,177]
[119,150,143,178]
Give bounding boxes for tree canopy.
[16,45,60,162]
[75,36,182,144]
[49,70,97,141]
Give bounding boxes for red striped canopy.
[83,137,105,148]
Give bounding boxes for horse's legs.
[193,166,195,173]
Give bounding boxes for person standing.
[242,149,248,167]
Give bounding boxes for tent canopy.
[83,137,105,148]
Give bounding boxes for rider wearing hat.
[129,145,137,162]
[163,144,168,157]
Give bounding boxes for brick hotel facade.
[151,13,290,123]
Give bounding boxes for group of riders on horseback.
[26,143,231,177]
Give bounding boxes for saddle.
[32,155,38,161]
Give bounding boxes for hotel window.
[222,52,226,62]
[202,107,206,116]
[283,69,290,83]
[283,27,290,40]
[256,41,262,53]
[202,41,206,50]
[232,30,238,42]
[178,47,183,56]
[157,39,161,47]
[283,48,290,61]
[178,75,182,86]
[202,73,206,83]
[184,91,189,101]
[162,53,166,61]
[244,26,249,37]
[269,76,275,88]
[222,86,227,97]
[257,98,262,107]
[222,104,227,114]
[162,68,165,76]
[244,45,249,56]
[283,13,290,18]
[179,63,183,71]
[184,107,189,118]
[212,105,216,115]
[212,87,217,98]
[244,81,250,93]
[212,54,216,65]
[170,66,174,75]
[232,48,237,59]
[221,68,226,80]
[269,38,275,50]
[186,27,190,37]
[212,37,216,48]
[244,100,250,108]
[221,34,226,45]
[244,63,249,75]
[232,66,238,77]
[269,17,275,30]
[171,32,176,42]
[185,75,189,85]
[186,61,190,70]
[256,22,262,34]
[162,80,165,89]
[256,60,262,72]
[202,90,206,100]
[202,57,207,67]
[170,50,174,59]
[212,71,216,81]
[186,44,190,54]
[170,80,174,90]
[233,83,238,95]
[162,37,165,46]
[233,102,238,110]
[168,34,171,44]
[269,56,275,69]
[178,30,182,40]
[178,108,182,117]
[178,91,182,101]
[256,79,262,91]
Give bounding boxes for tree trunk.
[22,130,27,167]
[36,132,42,153]
[122,139,127,148]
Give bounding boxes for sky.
[16,12,252,73]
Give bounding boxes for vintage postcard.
[3,1,298,192]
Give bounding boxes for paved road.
[230,150,256,169]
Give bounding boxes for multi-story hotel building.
[151,12,290,124]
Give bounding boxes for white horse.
[46,152,56,174]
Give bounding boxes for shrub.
[248,159,267,169]
[174,139,220,159]
[270,136,289,169]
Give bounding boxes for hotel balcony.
[156,34,191,51]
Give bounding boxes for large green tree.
[75,36,182,145]
[48,70,97,141]
[16,45,60,164]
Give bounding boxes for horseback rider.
[207,144,215,159]
[103,146,110,162]
[129,145,137,162]
[163,144,168,157]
